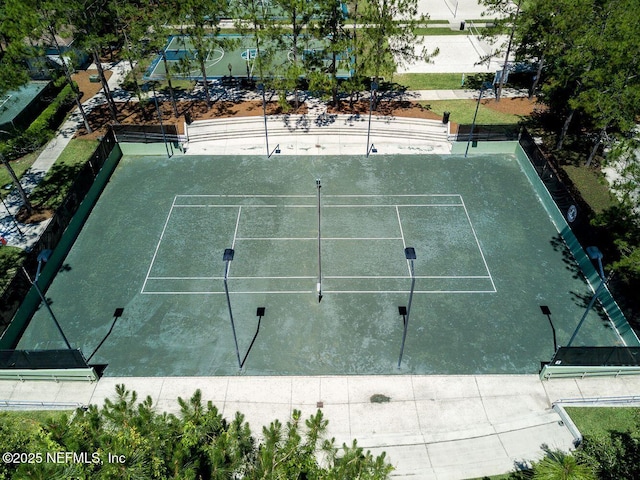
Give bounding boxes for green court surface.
[17,154,631,376]
[144,35,352,81]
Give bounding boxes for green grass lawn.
[421,99,524,125]
[29,138,99,210]
[394,73,469,90]
[565,407,640,437]
[562,165,616,215]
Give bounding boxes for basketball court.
[14,151,633,376]
[144,35,352,81]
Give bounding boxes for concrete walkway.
[2,374,640,478]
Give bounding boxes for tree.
[359,0,436,110]
[68,0,121,122]
[314,0,350,107]
[479,0,523,101]
[172,0,230,110]
[271,0,316,110]
[6,0,95,133]
[0,385,394,478]
[529,449,596,480]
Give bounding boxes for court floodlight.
[404,247,417,260]
[240,307,267,369]
[398,306,408,315]
[258,83,271,158]
[586,246,605,279]
[222,247,242,368]
[114,307,125,318]
[366,81,379,157]
[22,249,72,350]
[316,179,323,302]
[540,305,557,352]
[465,81,494,157]
[398,247,417,368]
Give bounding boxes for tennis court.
[16,153,633,376]
[144,35,352,81]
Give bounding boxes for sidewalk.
[2,374,640,479]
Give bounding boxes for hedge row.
[0,82,77,160]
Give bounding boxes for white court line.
[176,194,315,198]
[323,194,461,197]
[142,290,314,295]
[142,286,496,294]
[460,196,497,293]
[231,206,242,249]
[173,204,458,208]
[141,197,177,293]
[395,205,411,276]
[325,204,462,208]
[235,237,403,241]
[147,275,315,280]
[326,275,492,279]
[322,290,496,294]
[147,274,490,280]
[142,289,496,295]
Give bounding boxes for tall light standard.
[464,82,493,157]
[150,82,171,159]
[540,305,557,352]
[258,83,270,158]
[223,248,242,368]
[316,179,323,303]
[22,249,72,350]
[567,246,609,347]
[366,81,378,157]
[398,247,416,368]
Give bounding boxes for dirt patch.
[480,96,543,116]
[16,205,54,224]
[76,99,309,139]
[73,91,539,140]
[71,70,113,104]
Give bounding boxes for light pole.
[239,307,266,368]
[366,81,378,157]
[223,248,242,368]
[567,246,609,347]
[398,247,416,368]
[258,83,270,158]
[150,82,171,159]
[22,249,72,350]
[316,179,323,303]
[540,305,557,352]
[465,82,493,157]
